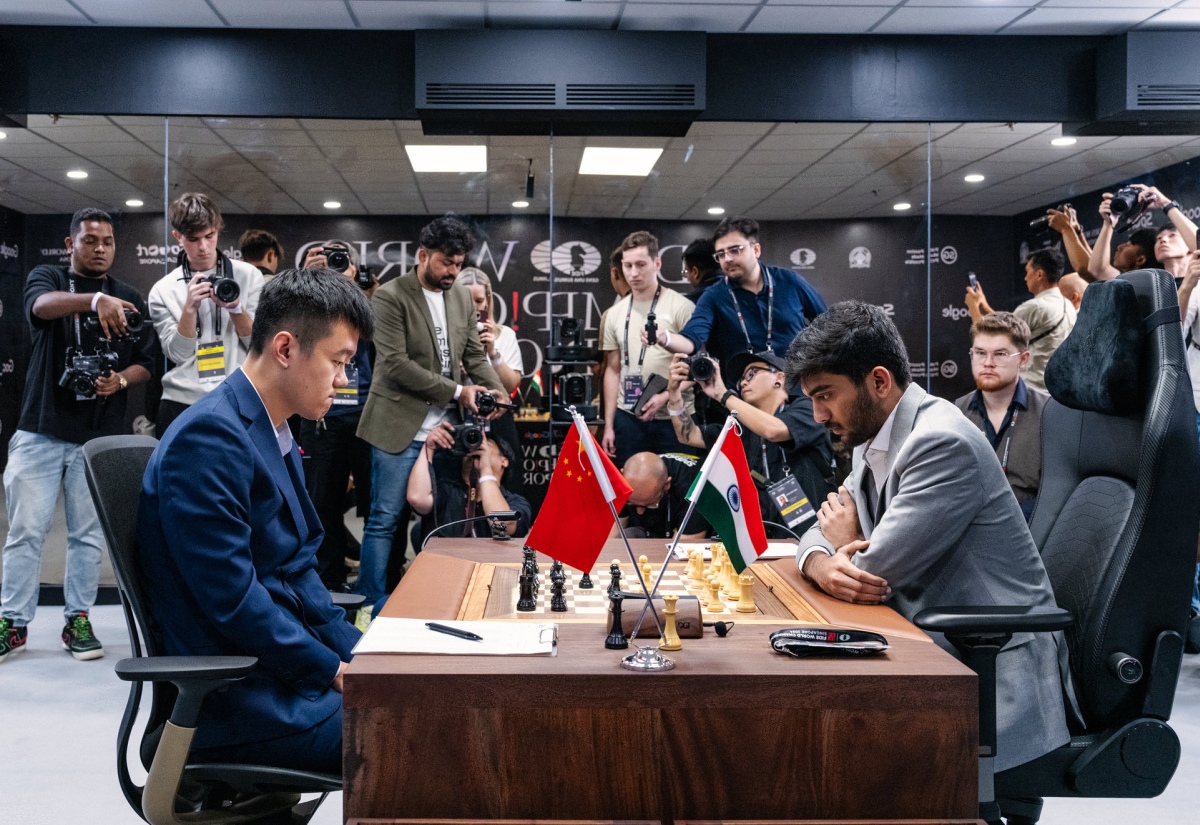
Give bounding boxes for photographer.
[149,193,263,436]
[1,208,158,666]
[1041,205,1093,277]
[1084,183,1196,282]
[600,231,695,466]
[295,240,375,589]
[965,248,1075,392]
[406,423,531,539]
[666,350,834,537]
[620,451,709,541]
[456,267,522,393]
[681,237,722,305]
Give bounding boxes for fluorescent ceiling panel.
[404,145,488,173]
[579,147,664,176]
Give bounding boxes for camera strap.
[1029,294,1069,345]
[623,284,661,369]
[726,267,774,353]
[180,250,231,337]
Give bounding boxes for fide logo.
[790,247,817,269]
[940,360,959,379]
[530,240,602,278]
[848,246,872,269]
[940,245,959,265]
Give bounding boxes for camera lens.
[124,310,143,333]
[213,277,240,304]
[563,374,588,403]
[462,426,484,451]
[689,356,715,382]
[1110,188,1138,215]
[476,393,496,415]
[71,374,96,398]
[326,249,351,273]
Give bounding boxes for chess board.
[456,561,824,624]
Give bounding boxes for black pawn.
[605,592,629,649]
[550,577,568,612]
[579,571,594,589]
[516,572,537,612]
[607,562,622,598]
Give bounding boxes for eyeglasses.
[968,349,1023,364]
[713,244,750,262]
[739,366,771,386]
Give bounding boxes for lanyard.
[1000,407,1020,473]
[726,267,774,353]
[181,255,224,337]
[623,285,661,369]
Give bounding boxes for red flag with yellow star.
[525,426,632,572]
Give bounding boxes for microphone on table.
[420,510,518,550]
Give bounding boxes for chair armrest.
[115,656,258,683]
[914,605,1074,635]
[330,592,366,610]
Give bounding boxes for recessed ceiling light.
[323,201,342,210]
[0,131,7,140]
[67,169,88,179]
[964,173,985,183]
[512,200,530,209]
[707,207,726,215]
[404,144,487,173]
[125,199,144,207]
[578,147,663,176]
[1051,137,1077,147]
[893,202,912,211]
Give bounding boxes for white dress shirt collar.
[862,399,901,496]
[239,368,293,456]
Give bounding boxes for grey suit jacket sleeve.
[851,427,984,589]
[373,285,458,406]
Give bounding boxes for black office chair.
[82,435,348,825]
[917,269,1200,824]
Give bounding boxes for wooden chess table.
[343,539,978,823]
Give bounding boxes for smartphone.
[968,273,979,290]
[477,307,489,332]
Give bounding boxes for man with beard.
[955,312,1048,521]
[788,301,1070,773]
[2,209,158,664]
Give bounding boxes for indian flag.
[529,370,544,397]
[686,422,768,574]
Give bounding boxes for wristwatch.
[118,375,128,390]
[720,389,738,407]
[1163,200,1182,214]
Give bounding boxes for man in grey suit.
[355,216,504,615]
[788,301,1070,773]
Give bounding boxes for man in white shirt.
[600,231,694,467]
[149,192,263,435]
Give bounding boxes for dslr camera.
[1109,185,1151,233]
[686,353,716,382]
[449,421,486,457]
[193,271,240,304]
[59,341,120,399]
[324,246,352,273]
[83,309,143,335]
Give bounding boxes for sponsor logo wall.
[0,205,28,469]
[6,211,1014,472]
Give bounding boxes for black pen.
[425,622,484,642]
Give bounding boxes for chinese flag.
[525,427,632,573]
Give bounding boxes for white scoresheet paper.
[352,617,558,656]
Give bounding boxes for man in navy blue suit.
[138,267,374,773]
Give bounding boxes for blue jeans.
[1193,414,1200,614]
[355,442,422,610]
[1,430,105,625]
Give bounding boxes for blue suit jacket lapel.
[228,370,310,544]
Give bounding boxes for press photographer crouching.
[666,350,835,537]
[296,240,377,589]
[407,422,531,539]
[1,208,159,665]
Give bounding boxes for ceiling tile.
[73,0,224,26]
[210,0,357,28]
[745,5,892,34]
[618,3,756,31]
[348,0,487,28]
[1002,7,1160,34]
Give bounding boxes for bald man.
[1058,272,1087,311]
[619,451,709,540]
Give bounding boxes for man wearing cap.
[666,349,835,537]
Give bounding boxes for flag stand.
[566,409,669,669]
[629,411,741,641]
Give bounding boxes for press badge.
[333,362,360,406]
[767,474,815,529]
[622,373,644,406]
[196,340,226,384]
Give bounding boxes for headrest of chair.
[1044,278,1144,416]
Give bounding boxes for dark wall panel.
[0,204,27,469]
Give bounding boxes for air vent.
[566,84,697,108]
[423,83,556,107]
[1136,84,1200,108]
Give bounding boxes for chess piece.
[722,558,739,599]
[522,546,540,595]
[705,575,723,613]
[607,561,622,598]
[551,559,565,581]
[687,550,704,589]
[659,594,682,651]
[638,554,652,592]
[736,572,757,613]
[605,592,629,649]
[579,571,594,589]
[516,571,538,612]
[550,575,567,612]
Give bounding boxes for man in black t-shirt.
[666,350,834,538]
[1,209,159,666]
[620,451,709,540]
